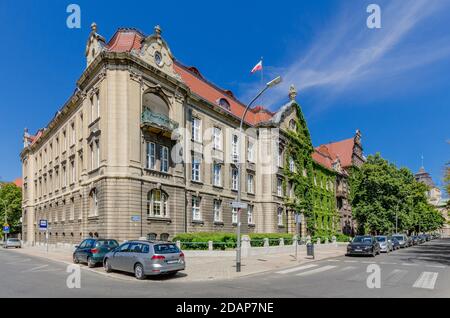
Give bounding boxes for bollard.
[176,240,181,249]
[263,238,269,247]
[317,238,321,245]
[279,238,284,247]
[306,235,311,244]
[208,240,213,251]
[325,238,329,244]
[241,235,250,258]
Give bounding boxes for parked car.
[424,234,431,241]
[389,236,401,250]
[411,236,420,245]
[73,239,119,268]
[375,235,393,253]
[346,235,380,257]
[2,238,21,249]
[103,240,185,280]
[392,234,409,248]
[418,234,427,243]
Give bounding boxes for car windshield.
[393,236,404,241]
[8,238,19,242]
[352,236,372,244]
[153,243,180,254]
[96,240,118,248]
[376,237,386,242]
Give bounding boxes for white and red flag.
[250,60,263,73]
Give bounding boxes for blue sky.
[0,0,449,193]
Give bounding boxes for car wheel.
[87,257,96,268]
[104,259,112,273]
[73,254,79,264]
[134,263,145,280]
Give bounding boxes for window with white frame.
[89,189,98,217]
[277,177,283,196]
[213,199,222,222]
[247,140,254,162]
[213,163,221,186]
[192,196,201,221]
[247,174,254,194]
[277,147,283,167]
[160,146,169,173]
[146,142,156,170]
[147,189,168,218]
[213,127,222,150]
[277,207,284,226]
[231,167,238,191]
[192,117,202,143]
[192,155,201,182]
[248,205,254,225]
[231,134,239,162]
[232,207,238,224]
[289,157,295,172]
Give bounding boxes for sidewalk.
[10,244,347,282]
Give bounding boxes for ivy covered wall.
[283,102,340,238]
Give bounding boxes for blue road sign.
[3,225,10,233]
[131,215,141,222]
[39,219,48,231]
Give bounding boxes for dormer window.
[218,98,230,110]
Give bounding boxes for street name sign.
[230,201,248,209]
[3,224,10,233]
[131,215,141,222]
[39,219,48,231]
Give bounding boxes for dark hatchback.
[346,235,380,257]
[73,239,119,267]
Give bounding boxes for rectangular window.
[63,130,67,152]
[96,92,100,119]
[192,156,201,182]
[277,177,283,196]
[70,198,75,220]
[90,96,94,122]
[247,174,254,194]
[192,117,202,142]
[95,141,100,168]
[192,196,201,221]
[146,142,156,170]
[278,208,284,226]
[231,134,239,162]
[277,147,283,167]
[213,163,221,186]
[231,167,238,191]
[71,122,75,145]
[232,207,238,224]
[161,146,169,173]
[248,205,254,225]
[213,127,222,150]
[62,166,67,188]
[247,140,254,162]
[90,143,94,170]
[289,157,295,172]
[71,160,75,184]
[213,200,222,222]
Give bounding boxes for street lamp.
[1,199,7,241]
[235,76,282,272]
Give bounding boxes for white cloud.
[240,0,450,111]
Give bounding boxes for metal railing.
[141,109,179,131]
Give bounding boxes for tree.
[0,183,22,238]
[445,163,450,208]
[350,153,443,235]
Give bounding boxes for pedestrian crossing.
[275,261,444,291]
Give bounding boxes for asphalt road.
[0,238,449,298]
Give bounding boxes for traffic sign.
[3,225,10,233]
[231,201,248,209]
[38,219,48,231]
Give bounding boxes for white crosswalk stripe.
[295,265,337,277]
[276,264,318,275]
[413,272,438,290]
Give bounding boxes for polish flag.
[251,60,263,73]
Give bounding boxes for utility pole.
[235,76,282,272]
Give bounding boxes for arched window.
[160,233,170,241]
[89,188,98,217]
[147,189,168,218]
[143,92,169,117]
[218,98,230,110]
[147,232,157,241]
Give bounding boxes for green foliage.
[350,153,444,235]
[445,163,450,205]
[171,232,296,250]
[0,184,22,237]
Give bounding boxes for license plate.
[167,260,178,264]
[355,249,362,252]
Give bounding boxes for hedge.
[172,232,297,250]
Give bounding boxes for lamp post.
[235,76,282,272]
[1,199,7,242]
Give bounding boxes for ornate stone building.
[20,24,362,244]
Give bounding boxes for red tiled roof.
[314,138,355,168]
[312,149,334,170]
[106,28,143,52]
[13,178,23,188]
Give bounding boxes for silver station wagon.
[103,240,185,280]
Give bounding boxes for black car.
[73,238,119,267]
[346,235,380,257]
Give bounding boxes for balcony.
[141,109,178,137]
